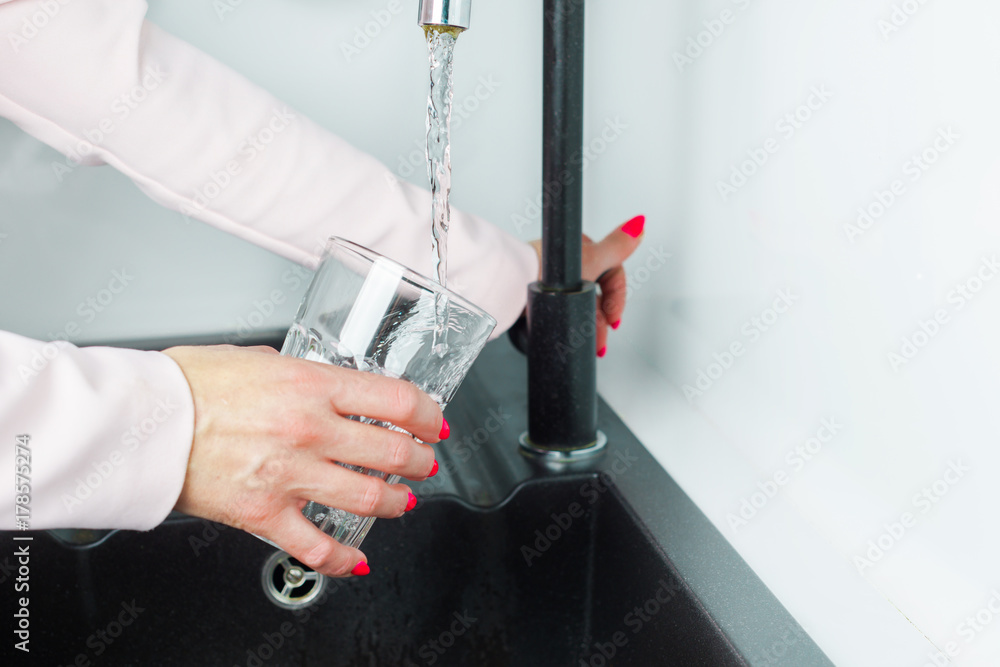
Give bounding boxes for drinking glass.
[279,237,496,549]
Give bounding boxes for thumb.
[584,215,645,281]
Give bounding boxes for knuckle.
[385,433,412,470]
[604,294,623,313]
[326,551,358,577]
[299,540,337,571]
[292,357,335,385]
[389,381,421,423]
[357,478,385,516]
[601,271,625,292]
[286,415,323,446]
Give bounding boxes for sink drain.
[261,550,327,610]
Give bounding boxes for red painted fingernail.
[405,492,417,512]
[430,460,439,477]
[597,346,607,358]
[351,561,370,576]
[439,419,450,440]
[621,215,645,238]
[611,320,621,330]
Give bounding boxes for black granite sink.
[0,334,832,666]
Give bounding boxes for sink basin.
[1,332,833,666]
[5,482,742,666]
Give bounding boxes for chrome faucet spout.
[417,0,471,31]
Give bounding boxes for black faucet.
[524,0,601,457]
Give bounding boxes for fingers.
[262,506,368,578]
[598,265,628,332]
[319,368,444,443]
[596,306,609,358]
[299,463,416,519]
[325,419,437,481]
[582,215,645,282]
[582,215,645,357]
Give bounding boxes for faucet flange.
[519,429,607,465]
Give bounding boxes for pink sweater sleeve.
[0,0,538,329]
[0,1,537,531]
[0,331,196,530]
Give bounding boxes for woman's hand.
[530,214,645,356]
[162,344,444,578]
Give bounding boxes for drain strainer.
[261,550,327,610]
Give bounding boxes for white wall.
[2,1,999,664]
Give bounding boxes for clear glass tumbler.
[279,237,496,549]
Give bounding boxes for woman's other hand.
[529,214,645,356]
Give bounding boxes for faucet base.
[518,429,607,465]
[525,280,599,449]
